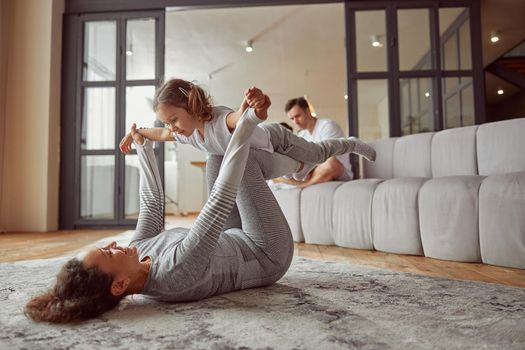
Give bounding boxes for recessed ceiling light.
[497,89,504,95]
[344,94,348,100]
[424,92,430,97]
[245,40,253,53]
[126,43,133,56]
[371,35,383,48]
[490,32,500,43]
[311,112,317,117]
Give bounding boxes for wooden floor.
[1,214,524,288]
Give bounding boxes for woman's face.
[83,241,141,277]
[157,103,198,137]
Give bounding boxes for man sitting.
[274,97,353,188]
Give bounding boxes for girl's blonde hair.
[153,78,213,122]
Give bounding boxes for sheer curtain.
[0,0,11,231]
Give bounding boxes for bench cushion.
[431,126,478,177]
[419,175,484,262]
[479,172,525,269]
[333,179,384,249]
[477,118,525,176]
[393,133,433,178]
[372,178,427,255]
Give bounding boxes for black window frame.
[61,10,165,229]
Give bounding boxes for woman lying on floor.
[25,106,337,323]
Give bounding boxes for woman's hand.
[119,124,146,153]
[130,123,145,145]
[119,132,133,154]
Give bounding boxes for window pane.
[410,79,419,116]
[400,78,434,135]
[443,76,474,128]
[401,82,411,136]
[398,9,432,71]
[126,18,156,80]
[443,33,458,70]
[80,156,114,219]
[164,142,179,215]
[125,86,157,135]
[443,77,460,95]
[356,10,387,72]
[81,87,115,150]
[125,155,140,219]
[440,8,468,71]
[459,19,472,70]
[357,80,389,140]
[445,94,461,129]
[461,80,474,126]
[83,21,116,81]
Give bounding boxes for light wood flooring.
[1,214,524,288]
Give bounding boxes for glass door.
[74,12,164,227]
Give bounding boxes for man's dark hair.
[284,97,309,113]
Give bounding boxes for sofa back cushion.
[477,118,525,176]
[431,125,478,177]
[362,138,397,179]
[393,132,433,178]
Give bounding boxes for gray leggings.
[206,150,295,286]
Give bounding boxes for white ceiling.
[164,3,348,129]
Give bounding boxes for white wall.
[0,0,64,231]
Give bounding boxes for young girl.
[119,78,375,180]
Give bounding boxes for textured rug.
[0,235,524,350]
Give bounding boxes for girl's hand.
[244,86,271,120]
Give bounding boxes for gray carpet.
[0,250,524,349]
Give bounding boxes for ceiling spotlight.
[245,40,253,53]
[424,92,430,97]
[497,89,504,95]
[126,43,133,56]
[371,35,383,48]
[344,94,348,100]
[490,32,500,43]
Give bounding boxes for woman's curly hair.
[24,258,123,323]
